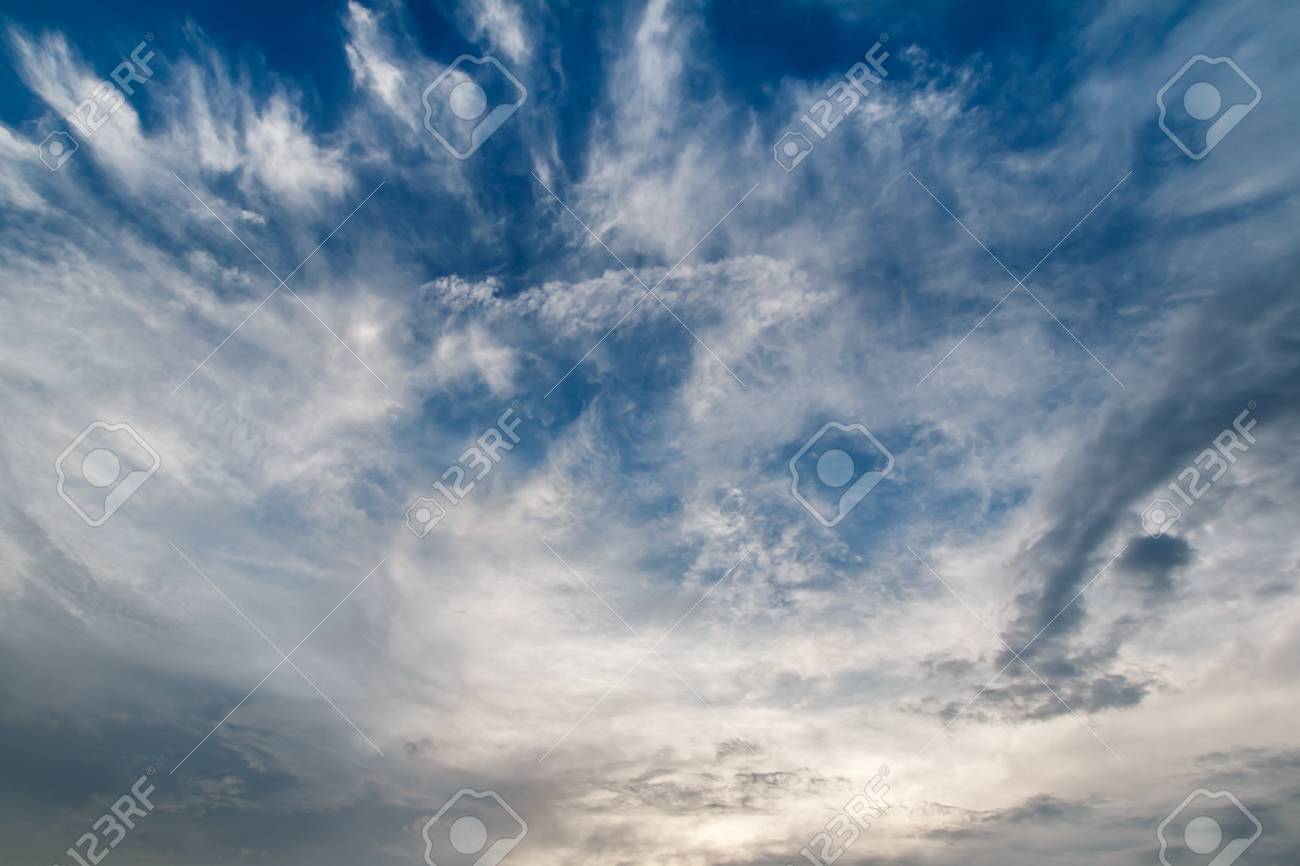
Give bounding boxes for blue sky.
[1,1,1298,865]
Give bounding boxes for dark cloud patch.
[600,763,831,814]
[1119,534,1193,595]
[716,737,760,762]
[991,669,1149,719]
[920,663,1152,727]
[0,695,408,866]
[922,655,979,681]
[1195,746,1300,776]
[927,794,1094,841]
[999,259,1300,688]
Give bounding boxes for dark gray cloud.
[1119,534,1194,595]
[997,259,1300,691]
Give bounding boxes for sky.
[1,1,1297,865]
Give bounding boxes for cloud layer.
[1,1,1298,865]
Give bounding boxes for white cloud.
[343,1,412,121]
[240,94,351,205]
[428,322,518,394]
[469,0,531,63]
